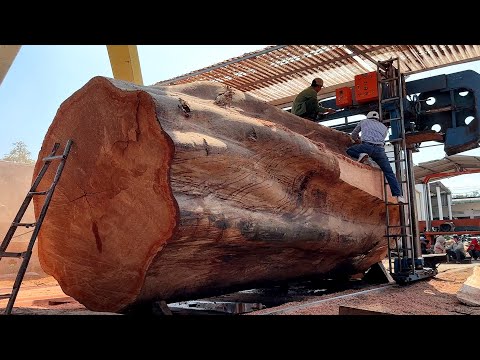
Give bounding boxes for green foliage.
[2,141,35,164]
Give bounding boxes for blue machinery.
[319,70,480,156]
[318,68,480,284]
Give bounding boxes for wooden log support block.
[339,305,391,315]
[457,265,480,306]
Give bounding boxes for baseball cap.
[366,111,380,120]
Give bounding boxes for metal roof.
[414,155,480,184]
[154,45,480,106]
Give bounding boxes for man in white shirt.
[346,111,405,204]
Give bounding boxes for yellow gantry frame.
[106,45,144,85]
[0,45,22,87]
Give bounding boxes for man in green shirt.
[291,78,336,120]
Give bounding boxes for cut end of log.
[33,77,178,312]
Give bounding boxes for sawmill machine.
[317,62,480,284]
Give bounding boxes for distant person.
[346,111,406,204]
[434,235,446,254]
[446,235,466,263]
[467,238,480,260]
[454,236,467,262]
[420,237,430,254]
[291,78,336,121]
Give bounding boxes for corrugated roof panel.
[465,45,476,58]
[404,45,426,70]
[414,155,480,183]
[154,45,480,105]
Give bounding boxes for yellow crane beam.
[106,45,143,85]
[0,45,21,87]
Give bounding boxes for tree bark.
[33,77,399,313]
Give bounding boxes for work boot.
[396,196,406,204]
[366,158,380,169]
[357,153,369,163]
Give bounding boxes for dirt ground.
[0,276,115,315]
[252,262,480,315]
[1,262,479,315]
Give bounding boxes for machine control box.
[336,87,353,107]
[355,71,378,104]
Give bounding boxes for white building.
[415,181,480,221]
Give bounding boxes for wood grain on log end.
[33,77,178,312]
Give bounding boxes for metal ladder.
[0,139,73,314]
[376,59,420,283]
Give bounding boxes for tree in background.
[2,141,34,164]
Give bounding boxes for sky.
[1,45,479,194]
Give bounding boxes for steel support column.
[106,45,143,85]
[436,186,443,220]
[447,193,453,220]
[0,45,21,86]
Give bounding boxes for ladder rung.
[28,190,49,196]
[386,202,409,205]
[389,159,406,163]
[0,251,25,258]
[383,117,402,122]
[388,138,404,143]
[381,97,400,103]
[0,140,73,316]
[42,155,65,162]
[12,222,36,228]
[380,77,399,82]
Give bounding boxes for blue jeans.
[468,249,480,260]
[346,143,403,196]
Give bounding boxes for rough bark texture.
[33,77,399,312]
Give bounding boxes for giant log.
[33,77,399,313]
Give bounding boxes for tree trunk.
[33,77,399,313]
